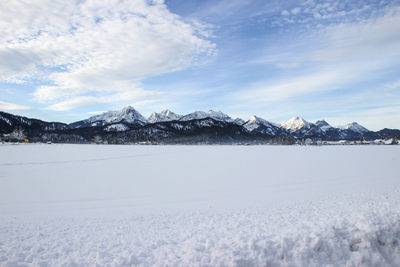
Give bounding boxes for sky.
[0,0,399,130]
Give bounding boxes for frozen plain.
[0,144,399,266]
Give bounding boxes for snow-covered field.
[0,144,399,266]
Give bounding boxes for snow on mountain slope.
[104,123,129,132]
[338,122,369,134]
[179,110,234,123]
[315,119,332,132]
[2,107,388,142]
[0,114,12,126]
[280,116,312,132]
[243,115,283,136]
[148,109,182,123]
[233,118,245,125]
[71,106,148,128]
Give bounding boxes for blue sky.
[0,0,399,130]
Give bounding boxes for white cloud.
[281,10,290,16]
[44,88,160,111]
[272,0,396,27]
[0,0,215,108]
[291,7,301,15]
[386,80,400,90]
[44,96,100,111]
[241,8,400,103]
[87,110,107,115]
[234,69,349,104]
[0,101,30,111]
[313,8,400,64]
[130,99,160,108]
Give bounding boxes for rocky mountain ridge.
[1,107,399,144]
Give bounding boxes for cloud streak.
[0,101,30,111]
[235,7,400,104]
[44,89,160,111]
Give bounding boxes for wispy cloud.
[44,97,102,111]
[234,70,346,104]
[235,8,400,104]
[44,89,160,111]
[87,110,107,115]
[0,101,30,111]
[313,8,400,64]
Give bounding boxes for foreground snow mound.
[1,191,400,266]
[0,145,399,266]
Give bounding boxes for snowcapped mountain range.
[179,110,237,123]
[70,106,148,128]
[1,106,399,144]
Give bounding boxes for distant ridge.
[1,107,399,144]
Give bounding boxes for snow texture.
[0,144,399,266]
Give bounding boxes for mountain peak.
[117,106,146,122]
[148,109,182,123]
[316,119,328,125]
[281,116,310,131]
[248,115,272,125]
[338,122,369,134]
[249,115,260,122]
[314,119,332,130]
[121,105,135,112]
[206,110,231,119]
[70,106,147,128]
[179,110,233,122]
[234,118,245,125]
[161,109,172,115]
[243,115,281,135]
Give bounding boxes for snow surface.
[0,144,399,266]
